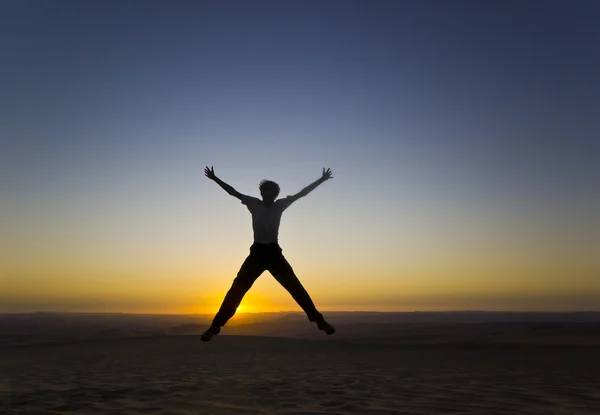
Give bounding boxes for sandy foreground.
[1,335,599,415]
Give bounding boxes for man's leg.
[268,252,334,334]
[202,250,266,341]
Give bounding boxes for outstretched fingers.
[204,166,216,179]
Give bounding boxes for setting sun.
[2,0,599,318]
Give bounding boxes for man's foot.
[201,325,220,342]
[316,318,335,335]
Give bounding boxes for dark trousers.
[212,243,323,327]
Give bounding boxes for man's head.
[259,179,280,203]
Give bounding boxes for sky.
[1,0,599,314]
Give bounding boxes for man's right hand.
[204,166,216,180]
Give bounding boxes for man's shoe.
[201,325,220,342]
[316,318,335,335]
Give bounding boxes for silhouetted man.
[201,166,336,342]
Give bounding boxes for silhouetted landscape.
[2,311,600,414]
[2,311,600,347]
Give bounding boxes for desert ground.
[1,318,599,415]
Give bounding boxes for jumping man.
[201,166,336,342]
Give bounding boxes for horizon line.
[2,309,600,316]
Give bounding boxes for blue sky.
[1,0,599,313]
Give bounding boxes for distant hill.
[1,311,599,347]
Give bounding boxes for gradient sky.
[2,0,599,314]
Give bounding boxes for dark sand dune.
[2,311,599,346]
[2,334,599,414]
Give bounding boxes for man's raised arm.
[291,167,333,201]
[204,166,243,200]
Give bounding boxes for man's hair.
[259,179,280,196]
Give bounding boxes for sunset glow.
[1,2,599,314]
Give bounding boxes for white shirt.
[241,195,296,244]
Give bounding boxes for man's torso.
[241,195,294,244]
